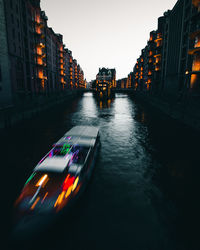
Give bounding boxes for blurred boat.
[13,126,100,234]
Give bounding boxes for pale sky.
[41,0,177,81]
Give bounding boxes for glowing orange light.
[38,69,43,79]
[36,26,41,34]
[36,174,48,187]
[54,191,65,208]
[190,74,197,88]
[41,192,48,203]
[37,57,43,65]
[65,185,73,199]
[37,47,42,55]
[30,197,40,210]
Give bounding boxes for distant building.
[95,67,116,99]
[96,68,116,87]
[116,78,127,89]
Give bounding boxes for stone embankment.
[0,90,83,129]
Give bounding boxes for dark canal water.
[2,93,200,250]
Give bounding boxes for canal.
[2,92,200,250]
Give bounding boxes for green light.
[25,172,36,185]
[61,143,71,155]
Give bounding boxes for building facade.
[130,0,200,101]
[1,0,85,108]
[0,0,12,106]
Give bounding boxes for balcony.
[188,47,200,55]
[154,54,161,58]
[37,75,47,80]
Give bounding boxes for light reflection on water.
[2,92,200,250]
[69,93,170,249]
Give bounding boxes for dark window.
[0,64,2,82]
[27,77,31,91]
[11,14,14,24]
[13,43,16,53]
[12,28,15,39]
[10,0,13,8]
[26,62,30,75]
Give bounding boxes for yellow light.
[72,177,79,192]
[65,185,73,199]
[36,174,48,187]
[54,191,65,207]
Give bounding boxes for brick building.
[0,0,85,108]
[131,0,200,101]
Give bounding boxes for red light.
[62,174,75,191]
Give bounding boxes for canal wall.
[0,90,83,129]
[133,91,200,131]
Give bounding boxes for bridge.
[86,88,134,94]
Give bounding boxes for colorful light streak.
[25,172,36,186]
[30,197,40,210]
[61,143,71,155]
[54,174,79,209]
[41,192,48,203]
[62,174,75,191]
[72,177,79,192]
[36,174,48,187]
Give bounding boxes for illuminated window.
[37,57,43,65]
[155,57,160,63]
[36,26,41,34]
[156,40,162,47]
[194,36,200,48]
[37,46,42,55]
[36,14,40,24]
[38,69,43,79]
[192,54,200,72]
